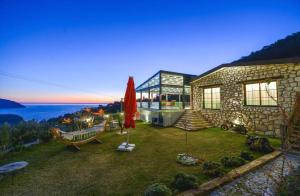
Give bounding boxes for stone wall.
[191,63,300,136]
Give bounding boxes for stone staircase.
[290,127,300,151]
[174,110,212,131]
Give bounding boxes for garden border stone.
[178,150,282,196]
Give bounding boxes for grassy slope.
[0,123,280,195]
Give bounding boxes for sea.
[0,104,105,121]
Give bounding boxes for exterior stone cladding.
[191,62,300,136]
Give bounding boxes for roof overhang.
[191,57,300,84]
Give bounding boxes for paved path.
[211,153,300,196]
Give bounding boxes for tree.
[0,123,10,151]
[116,113,124,133]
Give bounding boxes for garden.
[0,121,280,195]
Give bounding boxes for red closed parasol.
[124,76,137,129]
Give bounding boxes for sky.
[0,0,300,103]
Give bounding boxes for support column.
[159,72,162,110]
[148,88,150,109]
[140,91,142,108]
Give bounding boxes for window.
[245,81,277,106]
[203,87,220,109]
[161,73,183,86]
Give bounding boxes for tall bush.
[144,183,172,196]
[171,173,198,191]
[0,123,10,151]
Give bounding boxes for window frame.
[244,80,278,107]
[203,86,221,110]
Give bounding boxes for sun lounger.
[51,121,106,150]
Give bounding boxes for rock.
[176,153,199,166]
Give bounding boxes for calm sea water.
[0,104,104,121]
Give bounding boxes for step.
[176,120,210,124]
[174,123,211,128]
[173,110,212,131]
[175,126,211,130]
[174,122,211,127]
[291,131,300,136]
[176,119,210,123]
[174,122,210,127]
[291,144,300,150]
[290,134,300,140]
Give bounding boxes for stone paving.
[211,153,300,196]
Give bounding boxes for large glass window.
[203,87,220,109]
[245,81,277,106]
[183,86,191,109]
[161,87,183,109]
[141,90,149,108]
[150,87,160,109]
[148,73,160,87]
[136,91,141,108]
[161,73,183,86]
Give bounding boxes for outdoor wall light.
[233,118,241,125]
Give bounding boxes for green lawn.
[0,122,280,195]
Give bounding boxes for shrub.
[171,173,198,191]
[144,183,172,196]
[240,151,254,161]
[93,116,104,125]
[38,121,52,142]
[277,172,300,196]
[221,156,245,167]
[202,161,225,177]
[10,127,24,152]
[38,128,52,142]
[232,125,247,135]
[246,135,257,146]
[16,121,39,143]
[0,123,10,151]
[246,135,274,153]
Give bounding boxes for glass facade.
[136,71,196,110]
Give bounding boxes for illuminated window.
[161,73,183,86]
[245,81,277,106]
[203,87,220,109]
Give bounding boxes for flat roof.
[191,57,300,83]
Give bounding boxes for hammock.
[51,120,106,150]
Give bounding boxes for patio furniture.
[109,120,119,131]
[0,161,28,185]
[51,121,106,150]
[117,142,136,152]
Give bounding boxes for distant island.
[0,98,25,109]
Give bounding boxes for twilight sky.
[0,0,300,103]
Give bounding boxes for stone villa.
[136,58,300,137]
[191,58,300,136]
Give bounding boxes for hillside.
[0,114,24,125]
[234,32,300,63]
[0,98,25,109]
